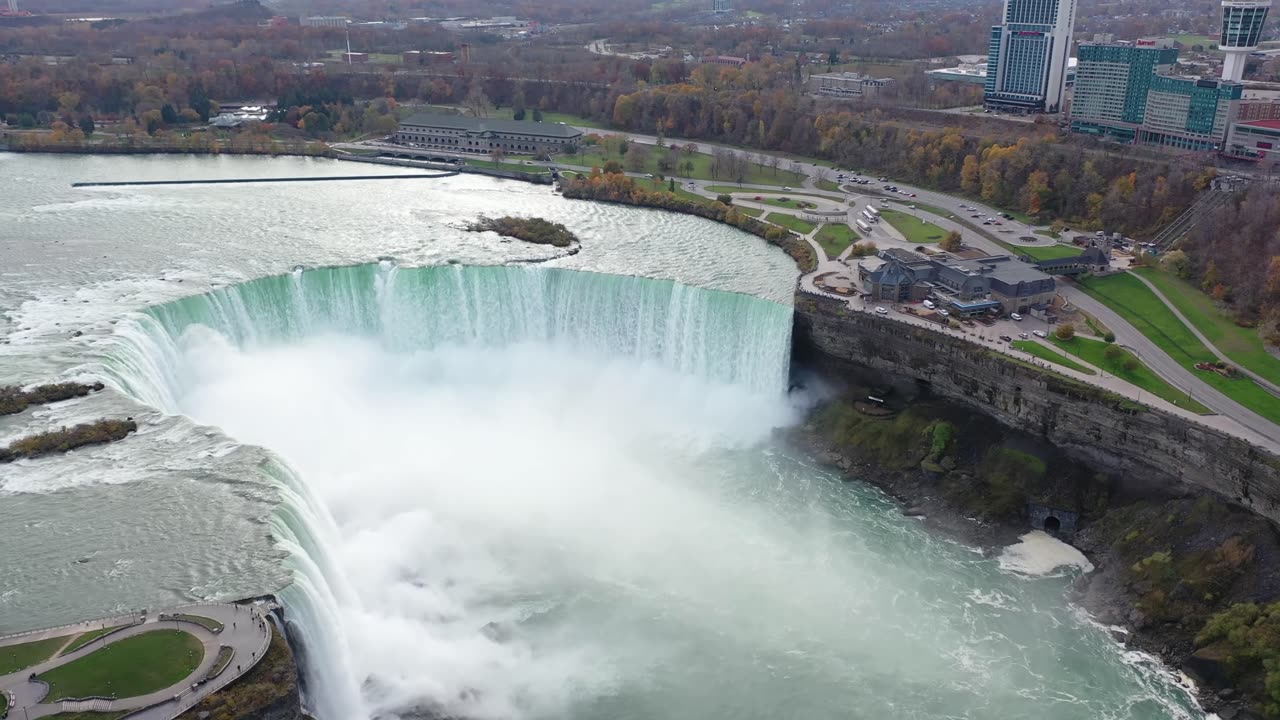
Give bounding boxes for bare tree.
[767,154,781,177]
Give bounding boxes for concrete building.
[984,0,1079,113]
[927,60,990,84]
[713,0,731,11]
[807,71,894,98]
[395,113,583,155]
[300,16,349,28]
[1070,39,1178,141]
[1221,0,1272,81]
[1225,117,1280,157]
[859,248,1056,314]
[1139,75,1242,150]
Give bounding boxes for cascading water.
[100,262,801,720]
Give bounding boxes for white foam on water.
[998,531,1095,577]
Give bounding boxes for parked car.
[1033,330,1047,338]
[1019,332,1029,339]
[875,306,888,315]
[1010,313,1023,321]
[938,309,950,317]
[971,214,982,218]
[923,300,935,309]
[907,193,917,198]
[999,335,1013,342]
[783,186,793,191]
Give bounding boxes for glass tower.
[1221,0,1271,81]
[984,0,1078,113]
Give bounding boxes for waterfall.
[96,263,795,720]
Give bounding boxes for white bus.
[856,219,873,234]
[866,205,881,219]
[861,209,878,223]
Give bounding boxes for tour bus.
[856,219,873,234]
[861,209,878,223]
[866,205,881,219]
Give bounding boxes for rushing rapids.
[0,156,1208,720]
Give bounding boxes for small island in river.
[466,216,579,248]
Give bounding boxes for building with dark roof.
[1032,245,1112,276]
[395,112,583,155]
[859,248,1057,314]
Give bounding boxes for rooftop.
[400,112,583,138]
[1241,118,1280,129]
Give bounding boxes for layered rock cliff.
[792,295,1280,523]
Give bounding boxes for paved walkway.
[1128,271,1280,398]
[0,603,271,720]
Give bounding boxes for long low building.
[859,248,1057,315]
[395,113,583,155]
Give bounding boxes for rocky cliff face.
[792,295,1280,523]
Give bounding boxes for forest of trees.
[1181,189,1280,339]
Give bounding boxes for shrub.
[465,216,578,247]
[1054,323,1076,340]
[1122,357,1140,373]
[0,382,105,416]
[0,418,137,463]
[1104,331,1116,343]
[1104,344,1124,361]
[716,194,732,205]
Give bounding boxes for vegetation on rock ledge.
[0,419,138,463]
[465,216,578,248]
[0,382,105,415]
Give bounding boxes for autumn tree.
[939,231,962,252]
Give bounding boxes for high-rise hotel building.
[984,0,1078,113]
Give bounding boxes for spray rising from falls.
[100,263,800,720]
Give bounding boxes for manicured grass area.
[1012,340,1096,375]
[703,186,838,200]
[534,111,608,129]
[765,212,817,234]
[815,224,859,258]
[1171,33,1219,49]
[1,688,7,715]
[1077,274,1280,420]
[1017,243,1084,261]
[816,179,841,192]
[1,635,67,674]
[172,614,224,633]
[39,630,203,702]
[1132,267,1280,388]
[737,206,763,217]
[759,197,824,210]
[1048,335,1212,414]
[557,146,806,186]
[880,209,946,243]
[63,626,128,656]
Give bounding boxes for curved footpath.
[0,603,270,720]
[1127,271,1280,398]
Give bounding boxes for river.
[0,153,1205,719]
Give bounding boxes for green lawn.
[1018,244,1084,261]
[737,206,763,218]
[815,224,859,258]
[535,111,608,129]
[1,688,7,716]
[1034,229,1062,239]
[63,626,127,656]
[816,179,841,192]
[1012,340,1097,375]
[765,212,817,234]
[39,630,204,702]
[1076,273,1280,421]
[1,635,68,674]
[1171,33,1219,49]
[881,209,946,243]
[557,146,806,186]
[1048,335,1212,413]
[1132,267,1280,388]
[704,186,838,200]
[759,197,824,210]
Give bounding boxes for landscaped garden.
[38,630,204,702]
[1,635,67,674]
[1047,335,1211,414]
[815,224,859,258]
[765,212,817,234]
[1011,340,1097,375]
[880,209,946,243]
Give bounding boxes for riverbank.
[790,300,1280,719]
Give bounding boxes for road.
[0,603,271,720]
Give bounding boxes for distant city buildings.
[300,16,349,28]
[807,71,894,98]
[713,0,731,12]
[1070,39,1178,142]
[984,0,1079,113]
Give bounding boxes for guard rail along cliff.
[793,294,1280,523]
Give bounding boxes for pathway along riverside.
[0,603,271,720]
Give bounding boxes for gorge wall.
[792,295,1280,524]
